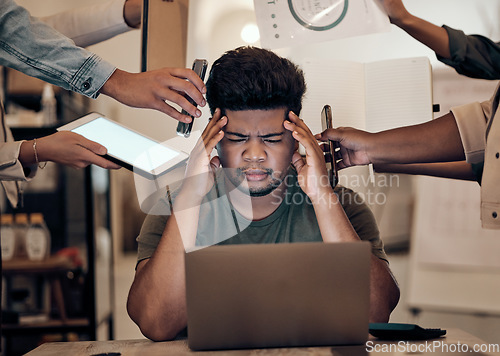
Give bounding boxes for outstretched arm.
[316,112,465,169]
[380,0,500,79]
[379,0,451,58]
[374,161,476,181]
[18,132,120,170]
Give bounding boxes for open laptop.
[184,241,371,351]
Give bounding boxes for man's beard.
[224,167,286,197]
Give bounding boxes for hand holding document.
[254,0,390,49]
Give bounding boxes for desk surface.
[25,329,500,356]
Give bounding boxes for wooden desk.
[25,329,500,355]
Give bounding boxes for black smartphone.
[369,323,446,340]
[321,105,338,187]
[176,59,209,138]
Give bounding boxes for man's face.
[217,108,296,197]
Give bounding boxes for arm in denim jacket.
[0,0,115,98]
[0,0,206,120]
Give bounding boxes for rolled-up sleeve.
[438,25,500,80]
[450,101,490,164]
[0,141,36,181]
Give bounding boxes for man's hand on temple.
[180,108,226,201]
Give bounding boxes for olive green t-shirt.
[136,169,387,263]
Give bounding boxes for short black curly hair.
[206,46,306,117]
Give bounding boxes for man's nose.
[243,140,266,162]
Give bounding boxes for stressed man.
[127,46,400,341]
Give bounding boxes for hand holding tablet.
[58,113,189,179]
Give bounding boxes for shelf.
[2,74,113,355]
[2,318,89,334]
[2,255,74,275]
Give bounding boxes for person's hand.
[23,131,121,169]
[123,0,142,28]
[179,108,226,201]
[378,0,410,26]
[99,67,207,123]
[284,112,331,202]
[315,127,373,169]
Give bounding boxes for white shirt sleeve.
[40,0,133,48]
[450,101,489,164]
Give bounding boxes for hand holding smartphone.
[321,105,339,187]
[177,59,208,138]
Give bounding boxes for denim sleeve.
[0,0,116,99]
[437,25,500,80]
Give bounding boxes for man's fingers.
[192,109,225,157]
[291,151,305,172]
[201,109,223,140]
[288,111,314,136]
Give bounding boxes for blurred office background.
[2,0,500,350]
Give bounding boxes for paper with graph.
[254,0,390,49]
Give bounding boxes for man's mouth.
[242,169,269,182]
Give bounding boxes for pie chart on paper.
[287,0,348,31]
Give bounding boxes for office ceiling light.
[241,23,260,44]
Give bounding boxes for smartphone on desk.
[321,104,338,187]
[58,113,189,179]
[177,59,208,138]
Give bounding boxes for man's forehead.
[225,108,287,134]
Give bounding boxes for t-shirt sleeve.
[136,211,169,266]
[335,186,388,262]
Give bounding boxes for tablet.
[57,113,189,179]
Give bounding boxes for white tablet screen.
[71,117,180,173]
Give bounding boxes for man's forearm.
[374,161,476,181]
[368,112,465,165]
[368,256,400,322]
[127,214,188,341]
[312,190,360,243]
[127,190,204,341]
